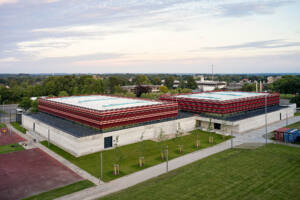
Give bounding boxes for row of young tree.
[111,121,220,176]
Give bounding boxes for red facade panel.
[159,92,280,115]
[38,96,178,130]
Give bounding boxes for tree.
[58,91,69,97]
[134,75,150,85]
[186,76,198,89]
[113,136,123,176]
[159,85,168,94]
[174,122,184,153]
[157,128,166,160]
[138,132,145,167]
[291,95,300,107]
[272,75,300,94]
[178,79,186,89]
[241,83,256,92]
[31,100,38,113]
[151,77,161,85]
[135,85,151,97]
[180,88,192,93]
[108,76,122,94]
[207,118,214,144]
[113,85,126,94]
[19,97,32,111]
[193,129,201,148]
[165,76,175,89]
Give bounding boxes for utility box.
[16,108,23,124]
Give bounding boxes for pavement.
[56,115,300,200]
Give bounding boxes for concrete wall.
[195,105,296,134]
[22,114,196,157]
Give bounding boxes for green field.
[0,123,6,128]
[23,180,95,200]
[294,112,300,116]
[42,130,230,182]
[287,121,300,129]
[10,122,27,134]
[100,144,300,200]
[0,143,24,154]
[280,94,295,99]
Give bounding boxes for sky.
[0,0,300,74]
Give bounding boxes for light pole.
[165,145,169,173]
[48,129,50,147]
[100,152,103,182]
[265,95,268,144]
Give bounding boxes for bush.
[290,95,300,107]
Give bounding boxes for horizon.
[1,0,300,73]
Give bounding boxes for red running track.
[0,148,82,200]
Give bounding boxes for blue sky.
[0,0,300,73]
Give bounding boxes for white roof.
[175,91,266,101]
[48,95,161,111]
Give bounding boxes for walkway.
[6,123,101,186]
[57,116,300,200]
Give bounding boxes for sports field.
[100,144,300,200]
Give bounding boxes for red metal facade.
[159,92,280,115]
[38,96,178,130]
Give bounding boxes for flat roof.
[175,91,267,101]
[47,95,161,111]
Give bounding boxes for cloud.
[0,0,59,6]
[0,0,18,6]
[0,57,19,62]
[204,40,300,50]
[218,0,293,17]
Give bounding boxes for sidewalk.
[7,123,101,186]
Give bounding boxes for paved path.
[7,123,101,186]
[57,116,300,200]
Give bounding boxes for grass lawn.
[23,180,95,200]
[100,144,300,200]
[10,122,27,134]
[280,94,295,99]
[0,123,6,128]
[41,130,231,182]
[0,110,7,114]
[0,143,24,154]
[287,121,300,129]
[295,112,300,116]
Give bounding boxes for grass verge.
[23,180,95,200]
[100,144,300,200]
[287,121,300,129]
[0,143,24,154]
[10,122,27,134]
[280,93,295,99]
[0,123,6,128]
[41,130,231,182]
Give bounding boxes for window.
[214,123,221,130]
[280,113,282,120]
[196,120,201,128]
[104,136,113,148]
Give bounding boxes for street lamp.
[265,95,268,144]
